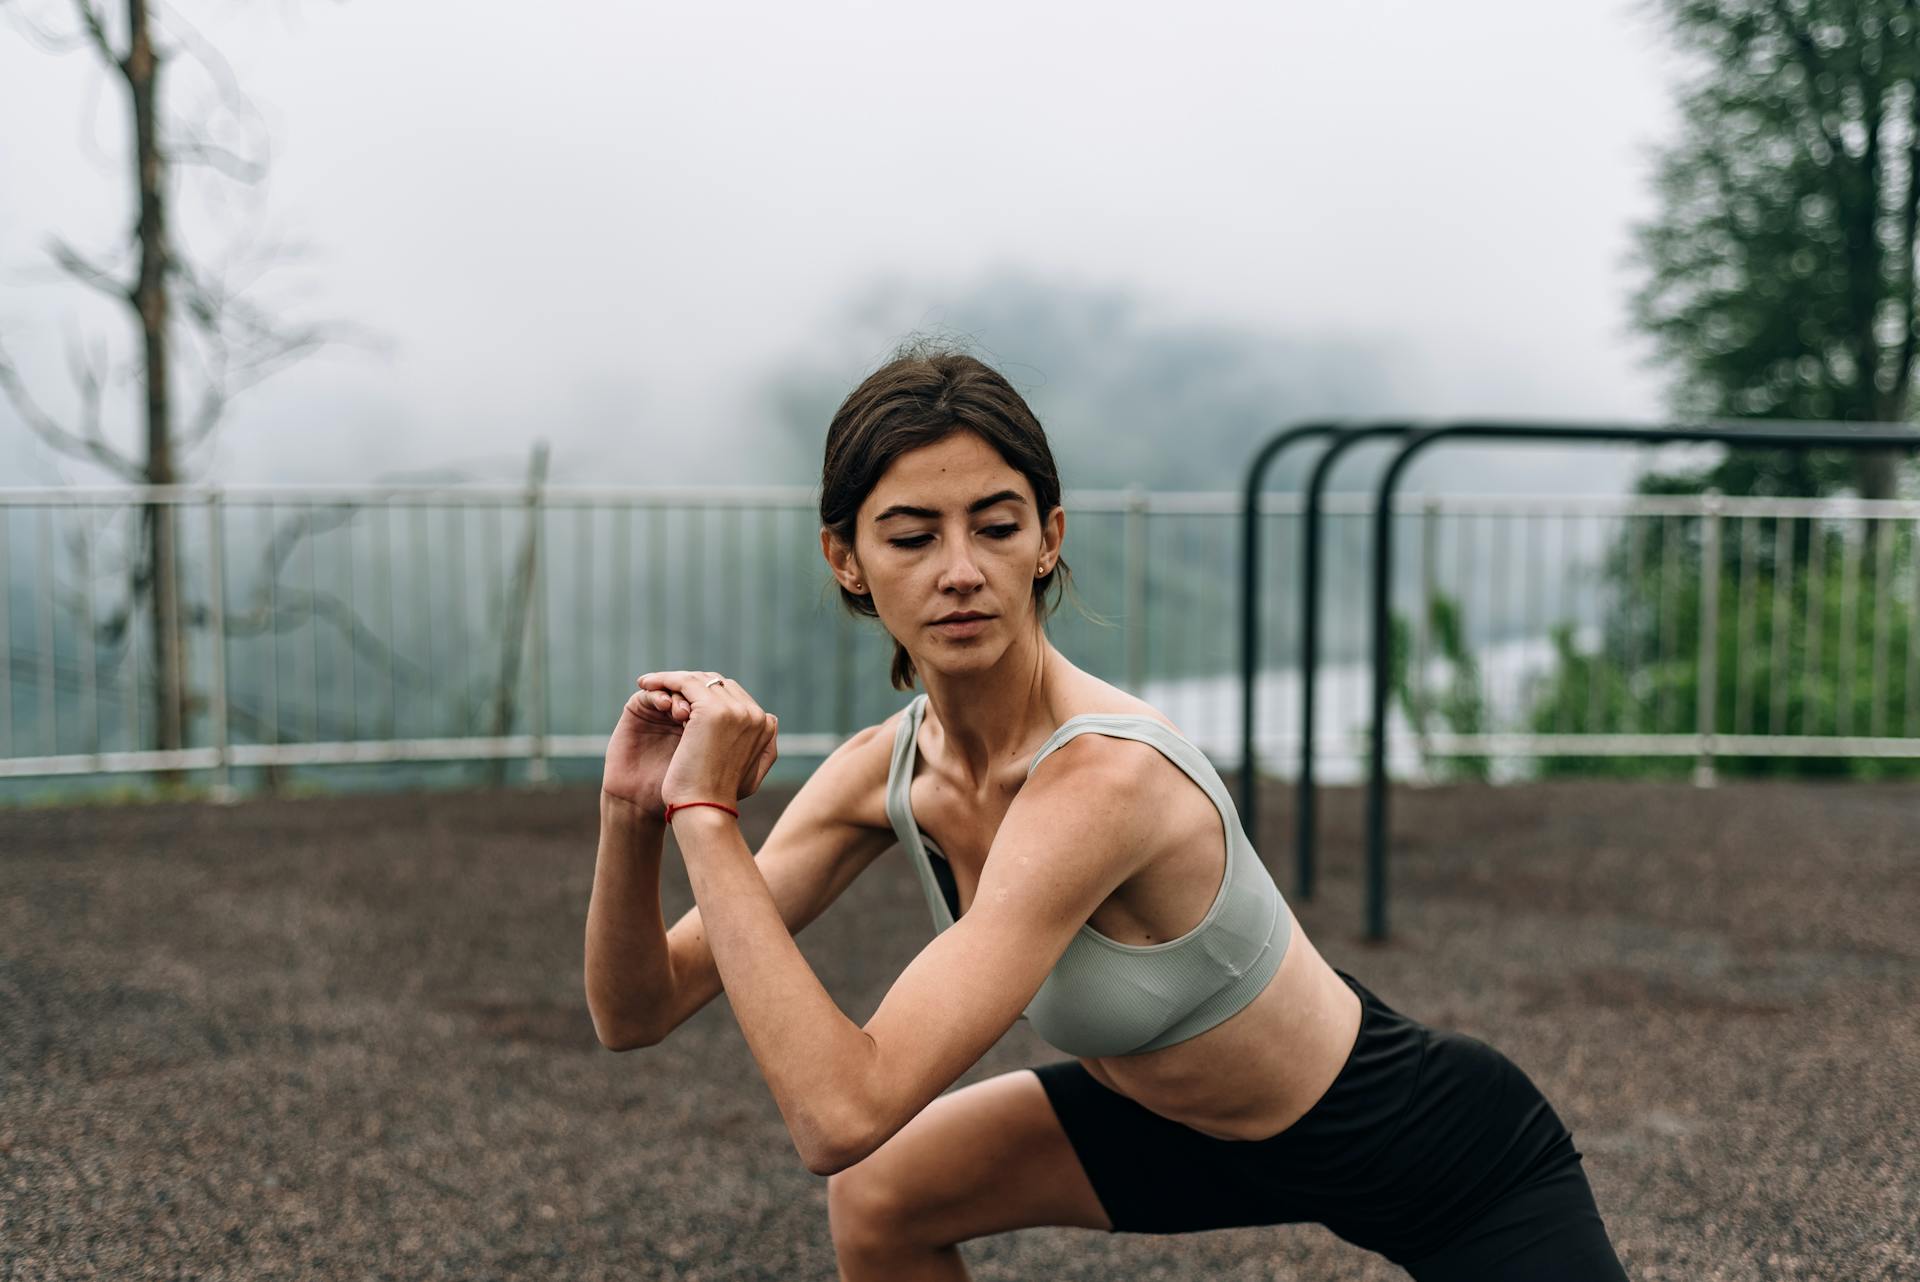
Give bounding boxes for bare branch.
[0,339,143,481]
[215,505,430,686]
[48,236,134,302]
[214,585,429,687]
[151,5,273,182]
[169,137,266,183]
[69,0,120,66]
[2,3,95,54]
[164,254,361,456]
[177,380,228,453]
[63,331,110,451]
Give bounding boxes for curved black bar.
[1236,421,1345,852]
[1293,422,1416,900]
[1364,419,1920,941]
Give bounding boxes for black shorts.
[1033,971,1627,1281]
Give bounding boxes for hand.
[636,670,780,815]
[601,680,695,821]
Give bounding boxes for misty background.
[3,1,1680,496]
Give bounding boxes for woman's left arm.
[671,733,1161,1176]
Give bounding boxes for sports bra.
[883,692,1291,1058]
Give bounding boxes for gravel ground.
[2,777,1916,1281]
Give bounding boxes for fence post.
[1125,487,1148,694]
[1694,489,1722,787]
[0,507,10,755]
[528,464,552,786]
[204,492,235,802]
[1416,499,1438,762]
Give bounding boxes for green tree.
[1634,0,1920,499]
[1526,514,1920,780]
[1517,1,1920,782]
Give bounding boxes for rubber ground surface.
[3,777,1916,1280]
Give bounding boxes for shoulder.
[1030,727,1163,780]
[833,699,918,767]
[782,712,904,833]
[1029,691,1185,791]
[1021,731,1171,831]
[980,735,1168,921]
[1024,715,1210,843]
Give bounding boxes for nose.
[937,539,986,593]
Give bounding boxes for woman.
[584,349,1628,1280]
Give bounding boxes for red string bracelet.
[664,800,740,823]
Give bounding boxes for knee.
[826,1162,921,1256]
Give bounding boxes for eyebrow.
[872,489,1029,523]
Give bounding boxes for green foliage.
[1529,518,1920,780]
[1389,590,1491,782]
[1526,0,1920,779]
[1634,0,1920,498]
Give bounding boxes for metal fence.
[3,483,1917,793]
[1394,491,1920,776]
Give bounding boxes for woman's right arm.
[585,717,900,1051]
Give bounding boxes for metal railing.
[0,483,1294,790]
[1382,491,1920,758]
[1353,419,1920,940]
[4,481,1917,797]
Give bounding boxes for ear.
[1036,505,1066,576]
[820,526,867,594]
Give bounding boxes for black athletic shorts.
[1032,971,1628,1281]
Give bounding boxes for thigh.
[827,1068,1113,1246]
[1404,1151,1629,1282]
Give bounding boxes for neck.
[916,620,1068,791]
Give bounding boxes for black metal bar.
[1365,420,1920,941]
[1236,421,1344,860]
[1293,424,1415,899]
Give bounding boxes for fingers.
[620,690,678,724]
[638,671,729,721]
[635,679,693,720]
[741,714,777,797]
[750,719,780,795]
[637,671,764,722]
[638,670,729,699]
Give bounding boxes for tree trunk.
[126,0,187,759]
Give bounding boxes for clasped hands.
[604,670,780,824]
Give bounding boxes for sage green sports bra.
[884,693,1291,1058]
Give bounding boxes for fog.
[2,0,1681,493]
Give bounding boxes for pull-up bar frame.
[1359,420,1920,940]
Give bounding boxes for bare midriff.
[1079,912,1362,1142]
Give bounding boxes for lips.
[931,614,995,636]
[934,613,992,624]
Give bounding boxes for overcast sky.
[1,0,1685,490]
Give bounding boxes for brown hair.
[820,345,1074,691]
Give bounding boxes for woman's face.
[824,431,1064,676]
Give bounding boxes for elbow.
[590,1012,665,1053]
[584,979,671,1051]
[800,1133,873,1178]
[794,1102,884,1177]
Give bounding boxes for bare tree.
[1,0,341,760]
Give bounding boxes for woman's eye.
[889,525,1019,550]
